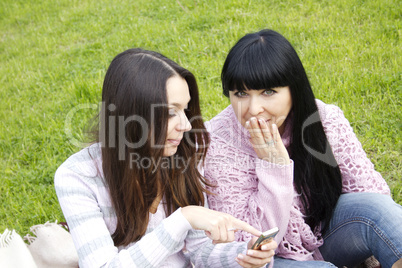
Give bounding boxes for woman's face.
[164,75,192,156]
[229,87,292,134]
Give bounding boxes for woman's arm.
[204,133,294,245]
[251,159,294,244]
[183,205,277,268]
[55,160,272,268]
[54,165,192,268]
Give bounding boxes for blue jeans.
[274,193,402,268]
[273,257,336,267]
[320,192,402,268]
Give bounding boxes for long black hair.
[221,29,342,234]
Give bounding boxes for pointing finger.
[232,218,261,237]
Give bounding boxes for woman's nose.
[248,97,265,116]
[177,113,192,132]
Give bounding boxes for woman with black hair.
[54,48,277,267]
[204,29,402,267]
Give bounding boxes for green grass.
[1,0,401,234]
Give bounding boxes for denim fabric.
[273,256,336,267]
[320,192,402,268]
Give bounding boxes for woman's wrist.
[259,155,290,166]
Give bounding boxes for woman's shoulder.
[205,105,247,141]
[55,143,102,182]
[204,105,235,132]
[315,99,357,148]
[315,99,346,124]
[205,105,252,151]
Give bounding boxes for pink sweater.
[204,99,390,261]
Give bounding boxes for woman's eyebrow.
[169,103,183,108]
[168,99,191,108]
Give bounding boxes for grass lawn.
[0,0,401,235]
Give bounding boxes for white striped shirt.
[55,144,247,267]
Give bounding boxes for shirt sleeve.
[183,187,276,268]
[251,159,295,244]
[318,101,390,195]
[180,194,246,268]
[203,132,294,246]
[184,225,247,267]
[54,164,192,268]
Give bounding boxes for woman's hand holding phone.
[235,232,278,267]
[251,227,279,250]
[235,227,279,268]
[181,207,278,267]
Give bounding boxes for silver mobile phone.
[251,227,279,250]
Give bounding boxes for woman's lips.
[167,139,182,146]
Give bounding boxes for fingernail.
[247,250,253,256]
[245,121,250,127]
[237,254,244,260]
[258,118,264,124]
[250,117,256,122]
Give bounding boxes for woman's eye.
[234,91,247,97]
[263,89,276,96]
[169,108,189,118]
[168,109,177,118]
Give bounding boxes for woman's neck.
[149,181,162,214]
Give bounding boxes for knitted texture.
[317,101,390,194]
[204,99,390,261]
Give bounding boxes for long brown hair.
[97,48,209,246]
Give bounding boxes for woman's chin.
[163,147,178,157]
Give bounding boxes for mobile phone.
[251,227,279,250]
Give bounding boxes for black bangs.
[222,30,296,97]
[225,52,290,94]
